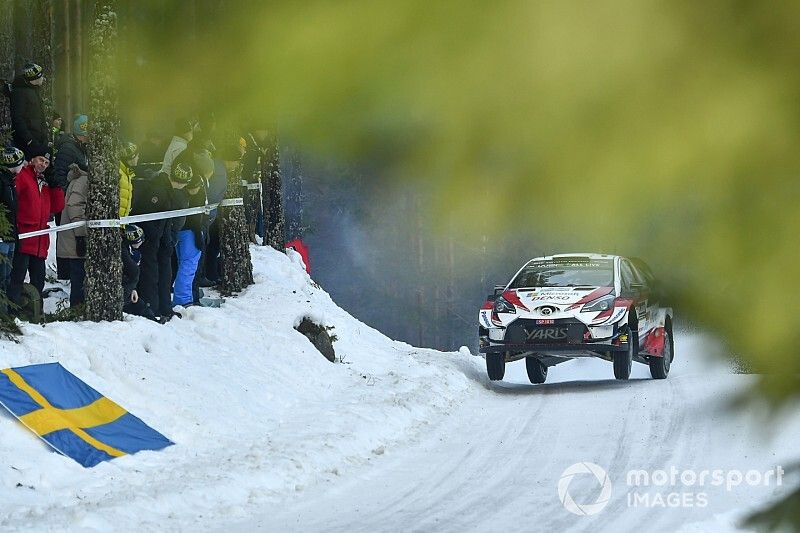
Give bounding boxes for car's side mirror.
[486,285,505,302]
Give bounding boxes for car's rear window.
[509,258,614,288]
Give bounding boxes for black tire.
[478,327,489,348]
[649,320,673,379]
[614,313,637,380]
[486,353,505,381]
[526,357,548,384]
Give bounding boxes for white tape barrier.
[16,198,244,240]
[240,180,262,191]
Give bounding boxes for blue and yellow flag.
[0,363,172,467]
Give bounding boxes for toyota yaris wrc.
[478,254,674,383]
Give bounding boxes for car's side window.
[629,264,648,289]
[620,260,636,292]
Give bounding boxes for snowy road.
[234,333,800,532]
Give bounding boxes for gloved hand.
[131,289,139,304]
[44,170,61,189]
[75,236,87,257]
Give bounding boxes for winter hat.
[1,146,25,168]
[27,143,51,161]
[171,162,193,184]
[119,141,139,161]
[73,114,89,135]
[123,224,145,246]
[23,62,43,81]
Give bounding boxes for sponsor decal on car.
[526,327,569,341]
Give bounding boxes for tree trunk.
[13,0,31,72]
[0,1,14,325]
[85,0,122,322]
[263,132,285,251]
[0,0,14,141]
[220,158,254,294]
[413,192,425,346]
[30,0,54,121]
[285,148,304,241]
[447,234,455,350]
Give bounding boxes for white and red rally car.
[478,253,674,383]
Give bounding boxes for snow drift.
[0,246,481,531]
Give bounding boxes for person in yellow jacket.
[119,142,138,218]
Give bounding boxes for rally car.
[478,253,674,383]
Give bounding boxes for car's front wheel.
[649,320,673,379]
[486,353,505,381]
[614,314,637,380]
[526,357,548,384]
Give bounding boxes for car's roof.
[526,253,619,263]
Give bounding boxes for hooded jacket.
[15,164,65,258]
[159,135,188,177]
[9,76,47,152]
[119,161,135,218]
[53,134,90,190]
[56,167,89,259]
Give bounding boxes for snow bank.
[0,246,482,532]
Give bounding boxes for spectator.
[9,62,48,158]
[131,162,192,322]
[52,114,89,281]
[160,118,195,177]
[0,147,25,314]
[138,129,167,167]
[50,113,63,144]
[173,167,208,307]
[119,141,138,218]
[53,114,90,190]
[56,163,89,307]
[7,146,64,307]
[121,224,156,321]
[195,111,217,154]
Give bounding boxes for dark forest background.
[5,0,548,351]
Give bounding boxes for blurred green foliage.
[119,1,800,402]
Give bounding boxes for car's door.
[631,258,660,335]
[620,259,648,336]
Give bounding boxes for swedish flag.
[0,363,173,467]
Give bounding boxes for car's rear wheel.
[486,353,505,381]
[526,357,548,384]
[614,313,637,380]
[649,320,673,379]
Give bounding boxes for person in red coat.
[7,145,65,308]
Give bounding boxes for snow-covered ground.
[1,246,798,532]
